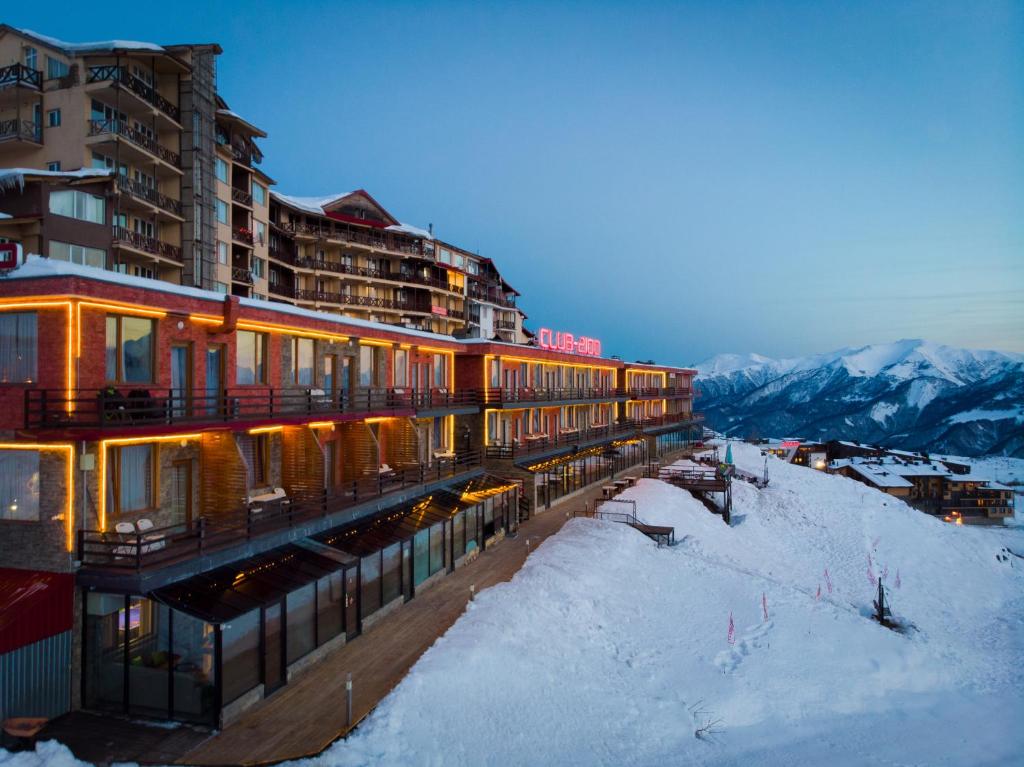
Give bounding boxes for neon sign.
[537,328,602,357]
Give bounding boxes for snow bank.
[307,441,1024,765]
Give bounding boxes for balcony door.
[205,344,224,415]
[171,459,193,527]
[170,343,192,418]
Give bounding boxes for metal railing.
[232,226,254,246]
[639,412,704,427]
[86,65,180,122]
[0,63,42,89]
[115,174,182,217]
[276,221,424,256]
[484,387,626,404]
[293,289,435,313]
[231,186,253,206]
[87,119,181,167]
[25,386,484,430]
[0,118,42,143]
[231,266,254,284]
[484,419,641,459]
[628,386,693,398]
[77,450,483,570]
[112,226,183,262]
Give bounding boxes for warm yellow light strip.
[237,320,349,343]
[306,421,336,429]
[447,414,455,449]
[189,314,222,325]
[98,434,201,531]
[77,300,167,318]
[0,300,76,411]
[248,425,284,434]
[494,352,617,373]
[358,339,394,348]
[0,442,75,550]
[364,416,396,424]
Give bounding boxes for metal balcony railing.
[112,226,182,262]
[86,65,180,122]
[484,420,641,459]
[87,119,180,167]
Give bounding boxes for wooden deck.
[180,472,645,766]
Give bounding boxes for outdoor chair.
[112,522,137,557]
[136,518,167,553]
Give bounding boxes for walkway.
[180,468,648,765]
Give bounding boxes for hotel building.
[0,26,701,733]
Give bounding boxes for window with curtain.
[358,346,374,387]
[49,240,106,268]
[107,444,154,514]
[433,354,445,387]
[0,312,37,383]
[0,450,40,521]
[105,315,154,383]
[236,330,266,384]
[49,190,105,224]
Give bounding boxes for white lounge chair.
[136,518,167,553]
[112,521,137,557]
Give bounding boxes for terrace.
[24,386,483,433]
[628,386,693,399]
[484,386,629,407]
[276,221,424,257]
[484,419,641,460]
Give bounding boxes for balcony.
[115,174,182,218]
[0,118,41,147]
[87,119,180,168]
[76,450,484,571]
[484,387,628,406]
[484,420,641,460]
[231,186,253,206]
[24,386,460,432]
[277,221,425,257]
[0,63,42,91]
[86,65,180,123]
[232,226,254,246]
[268,281,296,299]
[231,266,254,284]
[112,226,182,262]
[468,287,516,308]
[496,319,517,331]
[629,386,693,400]
[639,412,705,432]
[294,289,434,314]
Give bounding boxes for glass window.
[393,349,407,387]
[126,599,171,719]
[413,529,429,586]
[0,312,37,383]
[0,449,40,521]
[291,337,314,386]
[47,109,61,127]
[49,190,105,223]
[382,543,401,605]
[316,573,343,645]
[215,157,229,183]
[105,315,154,383]
[217,240,228,264]
[171,610,217,724]
[236,330,266,384]
[452,512,465,558]
[221,609,260,704]
[286,583,316,664]
[429,523,444,576]
[49,240,106,268]
[433,354,445,387]
[254,220,266,245]
[107,444,154,514]
[214,281,229,294]
[216,198,228,224]
[361,553,381,618]
[252,182,266,205]
[237,433,269,487]
[358,345,375,387]
[24,47,37,70]
[84,592,126,712]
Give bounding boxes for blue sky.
[10,1,1022,363]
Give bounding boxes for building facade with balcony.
[0,258,700,730]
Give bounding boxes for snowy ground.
[4,442,1023,767]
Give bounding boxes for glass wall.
[171,611,217,723]
[286,584,317,664]
[361,553,381,618]
[222,610,261,705]
[382,544,402,605]
[428,523,445,577]
[317,572,344,646]
[534,441,647,509]
[413,529,429,586]
[84,592,127,712]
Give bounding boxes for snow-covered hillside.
[312,443,1022,765]
[696,339,1024,457]
[6,444,1022,767]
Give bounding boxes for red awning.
[0,568,74,654]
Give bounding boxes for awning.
[150,543,344,624]
[317,474,519,558]
[0,568,74,654]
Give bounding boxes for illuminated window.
[236,330,266,384]
[0,312,37,383]
[0,450,40,521]
[107,444,155,514]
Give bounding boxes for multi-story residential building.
[0,26,274,295]
[0,257,700,730]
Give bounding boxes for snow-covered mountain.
[695,340,1024,457]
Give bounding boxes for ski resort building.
[0,257,700,728]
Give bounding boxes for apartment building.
[0,257,700,728]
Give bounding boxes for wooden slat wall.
[282,426,325,503]
[199,431,248,520]
[381,418,420,470]
[336,422,377,482]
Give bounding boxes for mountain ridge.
[694,339,1024,457]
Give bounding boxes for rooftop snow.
[0,167,112,192]
[18,28,164,53]
[270,191,355,215]
[847,463,914,488]
[0,256,460,344]
[386,222,433,240]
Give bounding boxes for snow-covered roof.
[625,361,698,373]
[271,191,355,216]
[216,109,267,138]
[0,167,112,192]
[386,222,433,240]
[0,256,460,344]
[847,464,914,489]
[18,28,164,53]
